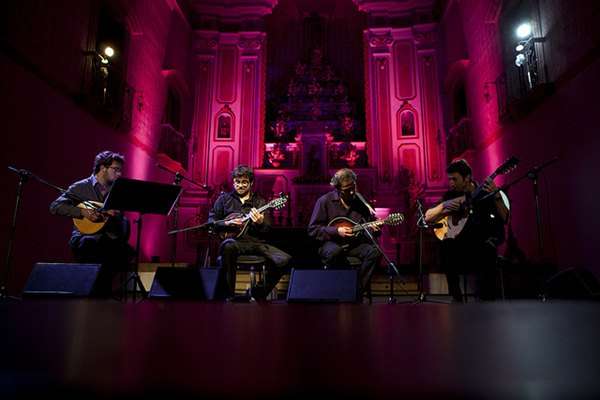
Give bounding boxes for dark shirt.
[49,175,129,246]
[441,184,505,245]
[208,191,271,241]
[308,190,377,243]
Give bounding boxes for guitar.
[218,193,288,240]
[73,201,108,235]
[433,156,519,241]
[327,212,405,241]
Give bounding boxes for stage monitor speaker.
[23,263,101,297]
[286,268,359,303]
[542,267,600,300]
[148,267,224,300]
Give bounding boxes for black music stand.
[104,177,182,301]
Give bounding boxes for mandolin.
[433,156,518,241]
[327,212,405,241]
[219,193,288,240]
[73,201,109,235]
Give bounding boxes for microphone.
[8,166,32,177]
[355,192,376,217]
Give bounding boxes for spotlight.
[103,46,115,58]
[516,22,532,39]
[515,53,526,67]
[515,44,524,52]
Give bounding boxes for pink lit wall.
[364,26,446,190]
[0,1,196,294]
[191,31,267,188]
[439,0,600,274]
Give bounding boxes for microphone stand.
[156,164,210,267]
[354,192,406,303]
[358,219,405,304]
[412,200,450,304]
[1,167,30,301]
[502,156,559,261]
[2,167,88,302]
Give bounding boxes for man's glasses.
[233,179,251,187]
[108,166,122,173]
[339,183,355,194]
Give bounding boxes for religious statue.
[341,115,354,136]
[267,144,287,168]
[341,146,359,167]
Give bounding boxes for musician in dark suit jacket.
[208,165,291,300]
[49,151,131,296]
[425,159,509,302]
[308,168,381,297]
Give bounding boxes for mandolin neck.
[353,219,383,232]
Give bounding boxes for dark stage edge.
[2,299,600,399]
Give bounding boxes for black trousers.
[219,238,291,298]
[319,240,380,294]
[441,238,498,302]
[71,235,133,297]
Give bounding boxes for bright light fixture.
[104,46,115,58]
[515,53,526,67]
[516,23,532,38]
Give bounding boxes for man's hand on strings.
[249,208,264,224]
[81,208,103,222]
[442,196,465,212]
[370,220,382,232]
[482,179,499,194]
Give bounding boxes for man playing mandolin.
[425,159,510,302]
[49,150,132,297]
[308,168,382,299]
[208,165,291,301]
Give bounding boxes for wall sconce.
[83,46,115,65]
[512,22,545,89]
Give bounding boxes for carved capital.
[238,38,263,51]
[368,31,394,48]
[413,30,436,48]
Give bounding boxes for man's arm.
[250,196,270,233]
[493,193,509,223]
[482,181,509,223]
[208,195,228,231]
[307,197,339,241]
[50,182,86,218]
[424,197,465,223]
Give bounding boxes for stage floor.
[2,299,600,399]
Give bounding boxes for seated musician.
[49,151,132,297]
[424,159,509,302]
[208,165,291,301]
[308,168,381,297]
